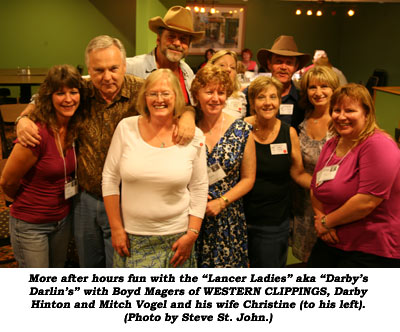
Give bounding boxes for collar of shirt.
[282,81,299,103]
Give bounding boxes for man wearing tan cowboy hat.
[126,6,204,105]
[257,35,310,129]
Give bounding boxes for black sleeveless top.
[244,121,292,226]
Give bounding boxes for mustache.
[167,46,184,52]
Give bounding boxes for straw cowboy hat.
[148,6,205,42]
[257,35,311,69]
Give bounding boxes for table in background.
[373,86,400,139]
[0,68,48,103]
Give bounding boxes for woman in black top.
[244,76,311,267]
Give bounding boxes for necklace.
[254,117,277,141]
[148,121,172,148]
[203,114,224,136]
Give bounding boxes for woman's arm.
[311,189,339,244]
[103,195,130,257]
[289,127,312,189]
[206,131,256,216]
[315,193,383,231]
[170,215,202,267]
[102,121,128,257]
[174,105,196,145]
[170,132,208,267]
[0,143,38,199]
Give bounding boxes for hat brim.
[257,49,311,70]
[149,17,205,42]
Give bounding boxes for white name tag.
[207,162,226,185]
[280,104,294,115]
[65,179,78,199]
[316,165,339,187]
[270,143,288,155]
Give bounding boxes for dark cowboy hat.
[148,6,205,42]
[257,35,311,69]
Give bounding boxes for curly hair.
[31,64,87,149]
[136,68,185,119]
[299,65,340,112]
[190,65,233,121]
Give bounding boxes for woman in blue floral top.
[191,65,256,267]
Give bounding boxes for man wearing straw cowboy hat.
[257,35,310,129]
[126,6,204,104]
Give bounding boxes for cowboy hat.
[257,35,311,69]
[148,6,204,42]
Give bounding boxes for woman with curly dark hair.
[0,64,86,267]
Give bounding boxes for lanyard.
[323,141,352,169]
[56,132,77,184]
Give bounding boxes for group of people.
[1,6,399,268]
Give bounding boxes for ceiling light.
[307,10,313,16]
[348,9,355,16]
[296,9,302,15]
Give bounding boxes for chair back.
[0,104,29,158]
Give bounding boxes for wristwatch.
[321,215,329,229]
[15,114,28,125]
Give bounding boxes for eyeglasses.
[146,92,173,99]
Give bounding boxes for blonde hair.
[300,66,340,111]
[248,76,283,115]
[208,50,241,95]
[136,69,185,119]
[329,83,381,145]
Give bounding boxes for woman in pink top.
[0,65,85,267]
[308,84,400,267]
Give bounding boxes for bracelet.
[188,228,199,235]
[220,195,229,206]
[15,114,28,125]
[321,215,330,229]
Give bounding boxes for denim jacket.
[126,48,194,104]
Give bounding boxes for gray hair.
[85,35,126,67]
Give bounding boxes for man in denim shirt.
[126,6,204,105]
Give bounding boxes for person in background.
[209,50,247,119]
[241,48,258,73]
[191,65,256,267]
[243,76,311,268]
[15,35,195,268]
[102,69,208,268]
[256,35,310,130]
[314,57,348,86]
[291,66,340,263]
[126,6,204,104]
[301,50,348,86]
[197,48,215,71]
[308,83,400,268]
[0,65,85,267]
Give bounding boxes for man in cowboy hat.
[126,6,204,104]
[257,35,310,129]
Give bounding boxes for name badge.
[65,179,79,199]
[270,143,288,155]
[280,104,294,115]
[316,165,339,187]
[207,162,226,185]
